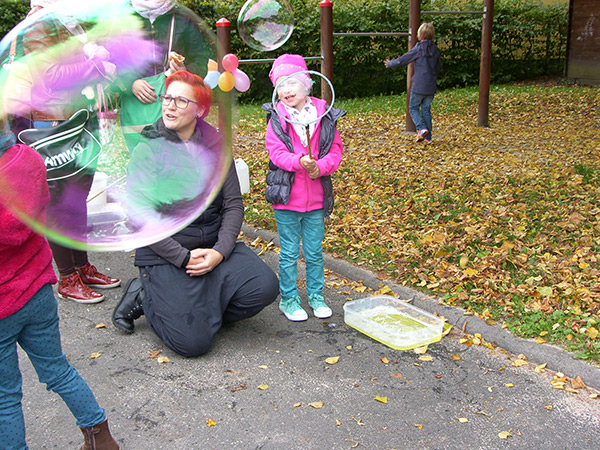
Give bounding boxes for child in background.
[263,54,345,321]
[0,126,120,450]
[385,22,442,143]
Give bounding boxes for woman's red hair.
[165,70,212,119]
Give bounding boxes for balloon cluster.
[203,54,250,92]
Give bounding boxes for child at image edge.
[263,54,346,321]
[0,127,120,450]
[385,22,442,143]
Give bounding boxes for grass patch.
[234,80,600,362]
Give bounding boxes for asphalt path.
[19,226,600,449]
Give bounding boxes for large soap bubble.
[0,0,231,251]
[238,0,294,51]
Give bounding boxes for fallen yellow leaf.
[536,337,546,344]
[415,424,423,429]
[498,431,512,439]
[451,354,461,361]
[418,355,434,362]
[534,363,547,373]
[206,419,216,427]
[380,357,390,364]
[157,356,170,364]
[336,419,342,426]
[375,396,388,404]
[308,401,324,409]
[505,383,514,388]
[257,384,269,390]
[293,402,301,407]
[589,393,599,399]
[571,376,586,389]
[414,345,428,354]
[95,323,107,329]
[587,327,598,339]
[325,356,340,365]
[90,352,101,359]
[458,418,469,423]
[259,365,268,369]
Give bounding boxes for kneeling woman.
[112,70,278,357]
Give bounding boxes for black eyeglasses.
[159,94,197,109]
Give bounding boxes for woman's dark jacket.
[130,119,243,268]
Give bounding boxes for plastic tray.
[343,295,444,350]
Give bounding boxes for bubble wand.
[272,70,336,161]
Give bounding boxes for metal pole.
[477,0,493,127]
[320,0,334,104]
[216,18,232,149]
[406,0,421,132]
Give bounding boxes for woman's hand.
[132,79,158,104]
[186,248,224,276]
[169,51,186,72]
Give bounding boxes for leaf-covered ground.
[234,80,600,361]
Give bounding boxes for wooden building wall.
[566,0,600,85]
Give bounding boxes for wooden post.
[320,0,334,104]
[406,0,421,132]
[477,0,493,127]
[216,18,232,150]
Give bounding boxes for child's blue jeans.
[409,92,434,140]
[0,284,106,450]
[274,209,325,300]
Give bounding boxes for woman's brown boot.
[80,419,120,450]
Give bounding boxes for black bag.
[18,109,101,182]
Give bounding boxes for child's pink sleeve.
[265,119,303,172]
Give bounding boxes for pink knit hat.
[269,54,312,90]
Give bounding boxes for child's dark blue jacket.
[388,40,442,95]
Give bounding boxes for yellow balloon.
[207,58,218,72]
[218,71,235,92]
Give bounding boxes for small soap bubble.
[0,0,230,251]
[238,0,294,52]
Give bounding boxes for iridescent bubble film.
[0,0,230,251]
[237,0,295,52]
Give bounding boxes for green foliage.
[180,0,568,101]
[0,0,29,39]
[0,0,568,101]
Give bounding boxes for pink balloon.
[232,69,251,92]
[222,53,239,72]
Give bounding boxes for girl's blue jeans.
[0,284,105,450]
[409,92,434,140]
[274,209,325,300]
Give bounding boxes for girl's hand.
[186,248,224,276]
[300,155,320,179]
[300,155,317,171]
[384,59,390,68]
[308,166,320,179]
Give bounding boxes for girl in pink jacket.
[263,54,345,321]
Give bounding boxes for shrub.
[0,0,568,101]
